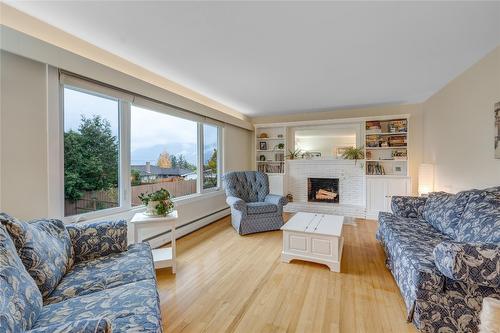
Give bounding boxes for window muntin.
[203,124,219,190]
[130,105,198,205]
[63,87,120,216]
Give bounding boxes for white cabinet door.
[367,178,387,214]
[385,178,411,211]
[366,177,410,219]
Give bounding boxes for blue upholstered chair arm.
[433,241,500,288]
[66,220,128,263]
[391,196,427,218]
[226,196,247,212]
[28,318,111,333]
[264,194,288,207]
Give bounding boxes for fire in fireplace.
[308,178,339,203]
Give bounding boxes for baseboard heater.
[142,207,230,245]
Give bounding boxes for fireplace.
[308,178,339,203]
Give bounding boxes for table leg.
[171,222,176,274]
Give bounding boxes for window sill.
[63,188,225,224]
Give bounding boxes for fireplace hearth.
[308,178,340,203]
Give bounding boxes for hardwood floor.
[156,214,418,333]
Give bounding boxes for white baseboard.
[146,208,230,249]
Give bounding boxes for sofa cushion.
[247,202,277,215]
[0,224,43,332]
[455,191,500,244]
[0,213,74,298]
[33,279,162,333]
[45,243,155,305]
[422,191,472,238]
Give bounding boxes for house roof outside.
[131,164,194,177]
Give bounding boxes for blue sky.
[64,88,218,166]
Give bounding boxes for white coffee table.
[281,212,344,272]
[129,211,178,273]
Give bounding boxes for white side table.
[129,210,178,273]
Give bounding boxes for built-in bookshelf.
[364,118,409,176]
[255,126,287,174]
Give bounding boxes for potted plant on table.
[138,188,175,216]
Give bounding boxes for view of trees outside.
[130,105,198,206]
[64,89,220,216]
[203,124,219,189]
[63,88,120,216]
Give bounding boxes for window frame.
[58,80,224,223]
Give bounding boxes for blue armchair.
[224,171,287,235]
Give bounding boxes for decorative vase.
[145,201,161,216]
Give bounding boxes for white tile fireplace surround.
[285,159,366,218]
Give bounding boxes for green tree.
[64,115,118,201]
[208,149,217,174]
[170,155,178,168]
[204,149,218,187]
[131,169,142,186]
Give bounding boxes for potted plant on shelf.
[341,146,365,165]
[286,148,302,160]
[138,188,174,216]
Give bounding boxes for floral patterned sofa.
[0,213,162,333]
[376,187,500,332]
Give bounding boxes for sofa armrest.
[226,196,247,212]
[433,241,500,288]
[27,318,111,333]
[264,194,288,207]
[66,220,128,263]
[391,196,427,218]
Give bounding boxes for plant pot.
[144,200,161,216]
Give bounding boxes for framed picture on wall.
[495,102,500,159]
[259,141,267,150]
[393,165,404,175]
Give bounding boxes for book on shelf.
[257,161,284,173]
[367,162,386,175]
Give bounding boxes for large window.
[62,81,222,218]
[63,87,120,216]
[130,105,198,206]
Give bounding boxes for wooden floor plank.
[156,213,418,333]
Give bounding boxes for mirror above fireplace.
[293,124,360,159]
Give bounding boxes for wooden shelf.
[256,137,286,140]
[366,159,407,162]
[257,149,284,152]
[365,146,407,150]
[365,132,407,136]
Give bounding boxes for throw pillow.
[422,191,472,237]
[0,224,43,331]
[0,213,74,298]
[455,191,500,243]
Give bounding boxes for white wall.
[0,51,50,218]
[422,46,500,192]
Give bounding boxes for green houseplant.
[341,146,365,165]
[138,188,174,216]
[286,148,302,160]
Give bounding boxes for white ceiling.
[6,1,500,117]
